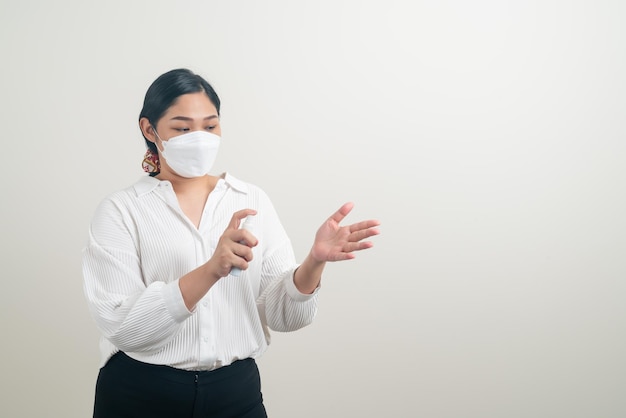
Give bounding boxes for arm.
[259,201,380,332]
[83,229,191,353]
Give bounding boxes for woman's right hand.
[179,209,258,311]
[207,209,258,279]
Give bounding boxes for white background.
[1,1,625,417]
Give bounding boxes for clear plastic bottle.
[230,216,253,276]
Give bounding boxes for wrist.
[202,260,222,283]
[293,254,325,294]
[307,248,327,265]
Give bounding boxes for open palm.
[310,202,380,262]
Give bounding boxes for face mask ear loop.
[151,125,166,153]
[151,125,162,141]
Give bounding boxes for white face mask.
[155,129,221,178]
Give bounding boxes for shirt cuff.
[162,280,194,321]
[283,267,321,302]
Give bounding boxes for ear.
[139,117,157,144]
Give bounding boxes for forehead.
[164,92,218,117]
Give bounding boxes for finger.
[335,241,375,259]
[348,219,381,234]
[233,242,254,262]
[329,202,354,224]
[351,240,375,251]
[236,229,258,247]
[331,252,356,262]
[350,228,380,243]
[227,209,258,230]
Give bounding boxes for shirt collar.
[132,172,248,197]
[222,172,249,193]
[133,176,161,196]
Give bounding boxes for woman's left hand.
[310,202,380,263]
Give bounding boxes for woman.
[83,68,380,417]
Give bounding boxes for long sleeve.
[255,249,317,333]
[82,197,192,354]
[254,194,320,333]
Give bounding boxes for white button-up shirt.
[83,173,319,370]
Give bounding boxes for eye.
[174,127,190,132]
[206,125,217,131]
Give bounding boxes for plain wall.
[1,1,625,417]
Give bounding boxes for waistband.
[107,351,257,385]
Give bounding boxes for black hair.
[139,68,221,175]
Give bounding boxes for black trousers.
[93,352,268,418]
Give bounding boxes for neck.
[157,173,220,195]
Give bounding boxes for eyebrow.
[169,115,219,121]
